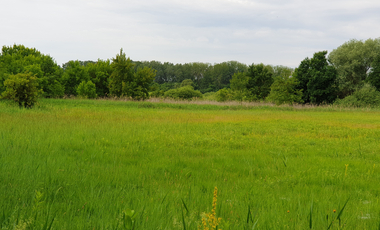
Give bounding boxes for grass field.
[1,99,380,229]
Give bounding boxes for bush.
[164,86,203,99]
[266,76,303,105]
[334,83,380,107]
[1,73,41,108]
[77,80,97,99]
[215,88,234,102]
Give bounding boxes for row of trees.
[1,38,380,107]
[217,38,380,106]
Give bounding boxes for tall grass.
[1,98,380,229]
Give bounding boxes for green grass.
[1,99,380,229]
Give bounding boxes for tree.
[180,79,194,88]
[293,51,338,104]
[267,76,303,105]
[1,73,41,108]
[0,44,63,98]
[77,80,97,98]
[61,60,89,96]
[230,72,248,102]
[328,38,380,97]
[367,55,380,90]
[109,49,135,97]
[86,59,112,97]
[109,49,156,100]
[246,63,274,100]
[126,67,156,100]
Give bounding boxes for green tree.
[294,51,338,104]
[61,60,89,96]
[267,76,303,105]
[367,55,380,90]
[1,73,41,108]
[328,38,380,97]
[110,49,156,100]
[246,63,274,100]
[0,44,63,97]
[230,72,248,102]
[77,80,97,99]
[124,67,156,100]
[109,49,135,97]
[86,59,112,97]
[180,79,194,87]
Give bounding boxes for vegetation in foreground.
[1,99,380,229]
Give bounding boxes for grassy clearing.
[1,99,380,229]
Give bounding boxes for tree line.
[1,38,380,107]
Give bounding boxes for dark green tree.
[246,63,274,100]
[86,59,112,97]
[109,49,135,97]
[294,51,338,104]
[110,49,156,99]
[367,55,380,90]
[61,60,89,96]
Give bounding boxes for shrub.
[164,86,203,99]
[334,83,380,107]
[77,80,97,99]
[215,88,234,102]
[266,76,303,105]
[1,72,41,108]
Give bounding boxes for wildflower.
[333,209,336,213]
[199,187,222,230]
[287,210,290,213]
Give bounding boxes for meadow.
[1,99,380,229]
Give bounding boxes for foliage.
[367,54,380,91]
[293,51,338,104]
[61,60,90,96]
[164,86,203,100]
[110,49,156,100]
[87,59,113,97]
[267,76,303,105]
[334,83,380,107]
[0,44,63,98]
[77,80,97,99]
[109,49,135,97]
[180,79,194,88]
[246,63,274,100]
[230,72,248,102]
[215,88,234,102]
[123,67,156,100]
[328,38,380,97]
[1,72,41,108]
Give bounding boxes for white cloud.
[1,0,379,67]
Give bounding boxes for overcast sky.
[1,0,379,67]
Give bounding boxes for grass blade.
[327,197,350,230]
[309,201,313,229]
[181,198,189,214]
[246,205,251,224]
[181,206,187,230]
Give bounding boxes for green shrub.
[77,80,97,99]
[215,88,234,102]
[334,83,380,107]
[266,76,303,105]
[1,72,41,108]
[164,86,202,100]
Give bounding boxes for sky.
[1,0,380,67]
